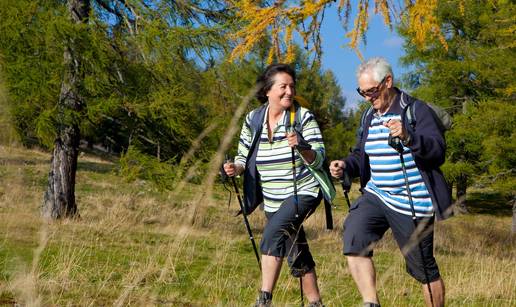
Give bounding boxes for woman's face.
[266,72,295,110]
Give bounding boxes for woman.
[223,64,334,306]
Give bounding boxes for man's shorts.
[343,191,440,284]
[261,192,322,277]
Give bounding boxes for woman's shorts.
[261,192,322,277]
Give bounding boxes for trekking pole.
[340,171,352,210]
[388,135,434,306]
[221,158,261,271]
[289,105,303,307]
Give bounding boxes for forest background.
[0,0,514,305]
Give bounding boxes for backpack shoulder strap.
[400,91,417,129]
[358,105,374,138]
[249,103,268,138]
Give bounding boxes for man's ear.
[386,74,394,88]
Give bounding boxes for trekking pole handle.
[388,134,404,154]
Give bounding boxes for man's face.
[357,72,392,113]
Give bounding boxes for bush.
[118,146,176,190]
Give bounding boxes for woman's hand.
[223,161,243,177]
[286,131,299,148]
[286,131,315,164]
[223,162,236,177]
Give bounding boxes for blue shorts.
[343,192,440,284]
[261,192,322,277]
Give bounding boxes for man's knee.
[346,255,373,271]
[405,257,441,284]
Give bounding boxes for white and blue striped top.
[364,112,434,217]
[235,105,324,212]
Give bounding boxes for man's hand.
[330,160,346,179]
[383,119,408,141]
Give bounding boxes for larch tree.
[0,0,230,219]
[42,0,90,219]
[227,0,454,63]
[41,0,229,219]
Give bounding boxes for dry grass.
[0,144,514,306]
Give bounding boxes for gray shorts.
[261,192,322,277]
[343,192,440,284]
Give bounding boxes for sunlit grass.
[0,144,514,306]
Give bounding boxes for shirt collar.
[263,104,287,127]
[376,88,402,116]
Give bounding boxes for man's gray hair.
[356,57,394,82]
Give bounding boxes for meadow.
[0,145,514,306]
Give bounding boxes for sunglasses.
[356,76,387,98]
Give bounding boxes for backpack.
[248,102,335,229]
[357,91,452,138]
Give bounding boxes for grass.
[0,144,515,306]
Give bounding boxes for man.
[330,57,452,307]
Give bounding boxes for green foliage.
[0,64,18,145]
[447,100,516,194]
[0,0,234,169]
[118,145,176,190]
[0,0,349,190]
[399,0,516,197]
[0,1,66,146]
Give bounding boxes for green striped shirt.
[235,105,325,212]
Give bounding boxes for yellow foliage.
[228,0,450,63]
[459,0,465,15]
[405,0,448,51]
[228,0,336,63]
[294,95,310,108]
[346,0,370,60]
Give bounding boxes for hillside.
[0,145,514,306]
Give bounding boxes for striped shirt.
[235,105,325,212]
[364,112,434,217]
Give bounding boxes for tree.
[227,0,452,63]
[398,0,515,212]
[42,0,90,219]
[0,0,232,218]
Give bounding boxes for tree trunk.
[454,174,468,214]
[511,196,516,234]
[43,126,80,218]
[42,0,89,219]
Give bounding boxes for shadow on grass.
[0,298,17,305]
[0,157,49,166]
[465,191,513,216]
[77,161,116,174]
